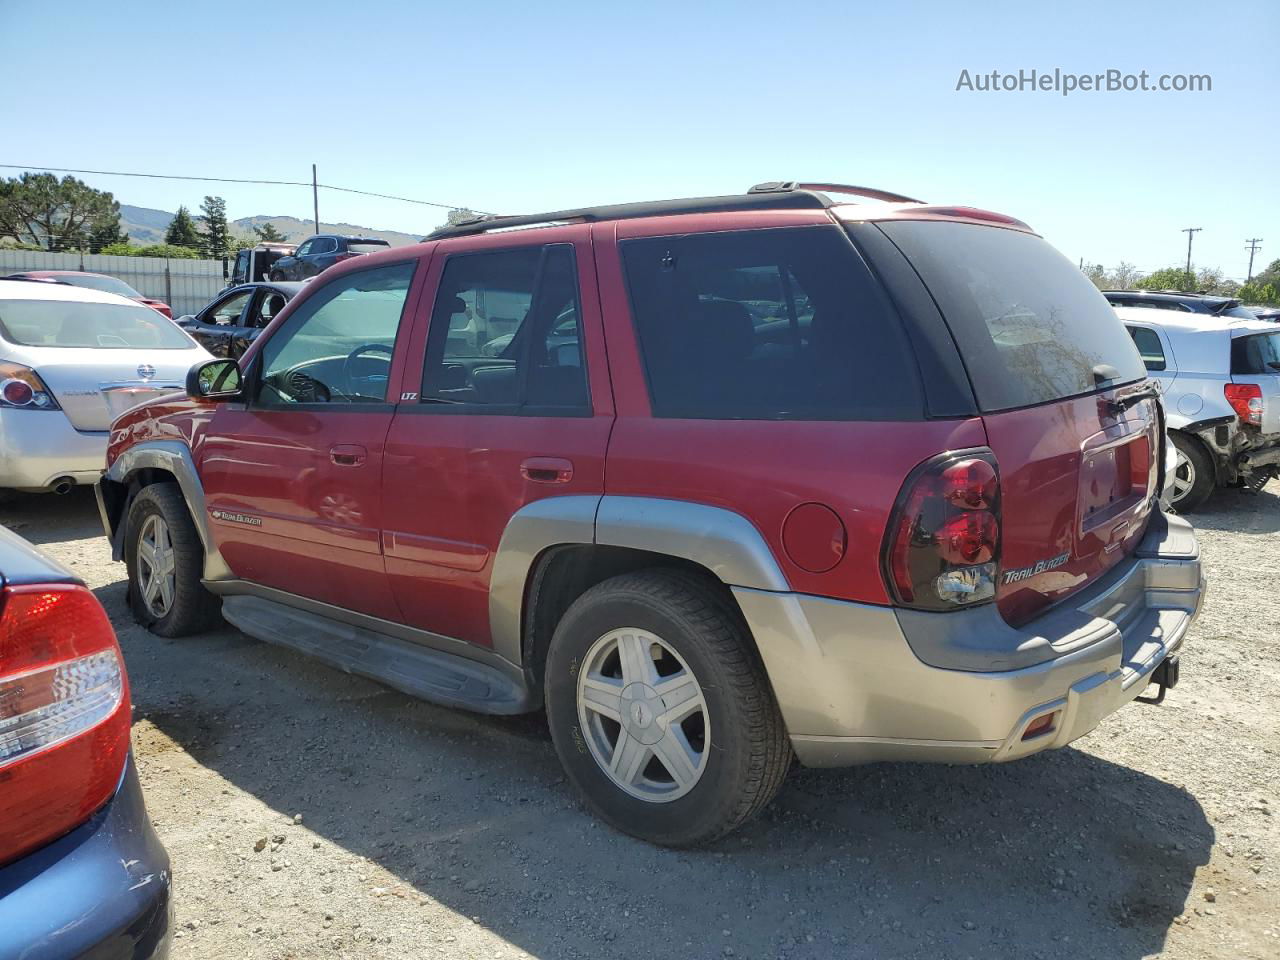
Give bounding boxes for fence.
[0,250,228,317]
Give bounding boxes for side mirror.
[176,314,196,326]
[187,358,244,400]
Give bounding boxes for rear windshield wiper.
[1108,382,1161,415]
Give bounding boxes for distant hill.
[118,204,423,247]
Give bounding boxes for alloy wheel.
[1171,447,1195,505]
[137,514,176,617]
[576,628,710,802]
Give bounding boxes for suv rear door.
[870,219,1157,625]
[380,227,613,646]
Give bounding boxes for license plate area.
[102,384,180,420]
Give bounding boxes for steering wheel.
[342,343,395,394]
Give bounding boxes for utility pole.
[1245,238,1264,283]
[312,163,320,236]
[1181,227,1201,284]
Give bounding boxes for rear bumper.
[0,408,106,491]
[736,511,1204,767]
[0,757,172,960]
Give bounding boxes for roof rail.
[748,181,924,204]
[422,189,841,240]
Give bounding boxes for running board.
[220,595,532,715]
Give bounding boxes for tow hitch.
[1136,655,1180,705]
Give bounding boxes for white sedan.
[0,278,212,495]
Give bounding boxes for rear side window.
[1232,332,1280,375]
[348,241,390,254]
[1126,326,1167,371]
[880,221,1146,411]
[620,226,922,420]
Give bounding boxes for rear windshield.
[348,241,390,254]
[0,299,193,349]
[1232,332,1280,375]
[879,221,1146,411]
[620,226,922,420]
[53,273,144,299]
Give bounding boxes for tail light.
[0,362,59,410]
[883,450,1001,610]
[1225,383,1263,426]
[0,585,130,866]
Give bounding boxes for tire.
[124,483,222,637]
[545,570,791,847]
[1169,432,1215,513]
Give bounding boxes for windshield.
[348,241,390,254]
[877,221,1146,410]
[1232,332,1280,374]
[0,298,194,349]
[55,273,145,299]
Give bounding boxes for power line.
[0,163,489,214]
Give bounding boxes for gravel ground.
[3,487,1277,960]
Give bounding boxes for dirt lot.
[3,488,1277,960]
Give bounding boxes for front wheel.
[1169,432,1215,513]
[545,570,791,847]
[125,483,222,637]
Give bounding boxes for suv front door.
[198,260,422,619]
[381,228,613,646]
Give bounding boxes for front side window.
[294,240,313,258]
[1126,326,1167,371]
[420,245,588,411]
[621,226,921,420]
[209,290,252,325]
[0,298,193,349]
[257,262,416,405]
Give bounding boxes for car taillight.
[0,585,130,866]
[1225,383,1263,426]
[0,362,59,410]
[884,450,1001,610]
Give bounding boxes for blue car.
[0,525,171,959]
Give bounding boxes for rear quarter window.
[1232,332,1280,375]
[879,221,1147,411]
[620,226,923,420]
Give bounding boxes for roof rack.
[423,181,921,240]
[747,181,924,204]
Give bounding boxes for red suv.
[96,183,1205,846]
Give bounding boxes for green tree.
[0,172,121,251]
[1252,258,1280,288]
[164,206,201,249]
[253,222,287,243]
[1238,281,1280,306]
[1137,266,1196,292]
[87,218,128,253]
[199,195,231,259]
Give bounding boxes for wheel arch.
[490,495,789,701]
[101,440,231,580]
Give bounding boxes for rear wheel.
[1169,432,1215,512]
[125,483,221,636]
[545,570,791,847]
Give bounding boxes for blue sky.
[2,0,1275,278]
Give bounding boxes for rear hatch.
[876,219,1157,625]
[1230,328,1280,436]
